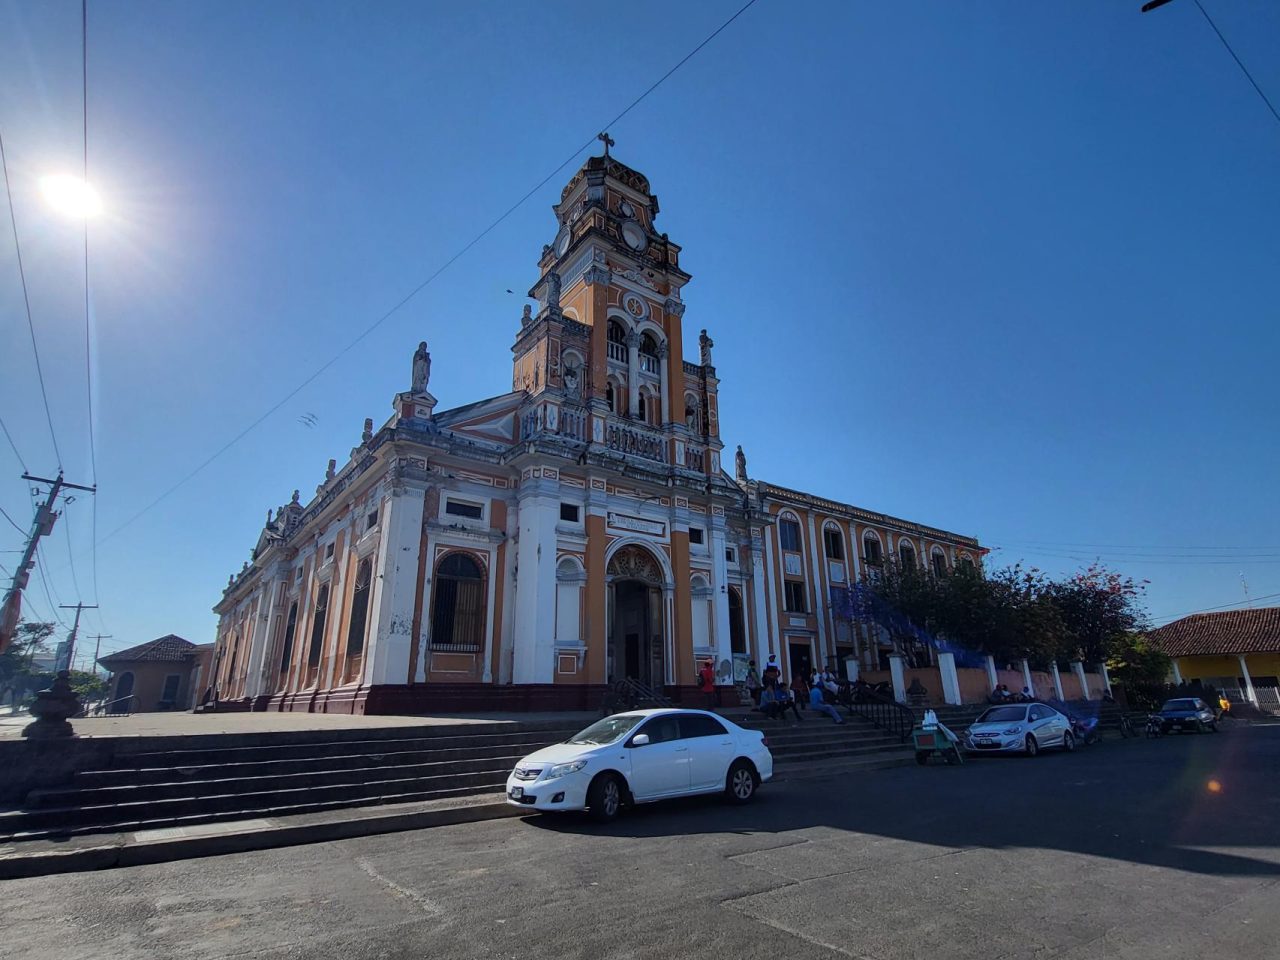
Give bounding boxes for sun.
[39,174,103,218]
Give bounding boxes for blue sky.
[1,0,1278,660]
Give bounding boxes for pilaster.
[364,484,427,686]
[512,483,560,683]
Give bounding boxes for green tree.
[67,670,108,702]
[1106,632,1171,687]
[0,621,55,705]
[1048,564,1149,664]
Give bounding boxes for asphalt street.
[3,723,1278,960]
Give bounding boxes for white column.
[710,526,732,684]
[364,485,427,686]
[1020,659,1034,698]
[1050,662,1064,700]
[1072,660,1089,699]
[889,654,906,703]
[626,331,640,416]
[1238,654,1258,705]
[242,582,277,699]
[498,498,519,684]
[657,342,669,425]
[512,488,560,684]
[805,513,829,663]
[938,652,961,705]
[749,535,771,669]
[1169,659,1184,685]
[1099,661,1113,696]
[844,659,860,682]
[761,527,781,660]
[985,655,998,694]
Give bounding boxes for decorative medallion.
[623,292,648,319]
[607,545,662,585]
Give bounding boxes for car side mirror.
[629,733,650,748]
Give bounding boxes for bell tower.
[510,137,723,475]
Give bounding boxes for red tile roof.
[1147,607,1280,658]
[98,634,195,665]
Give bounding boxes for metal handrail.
[838,683,915,742]
[599,677,673,716]
[80,694,134,717]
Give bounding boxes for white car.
[505,709,773,822]
[962,702,1076,756]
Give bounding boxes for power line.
[0,128,64,469]
[94,0,763,550]
[1193,0,1280,129]
[1151,590,1280,624]
[0,415,28,472]
[987,535,1280,553]
[0,503,26,537]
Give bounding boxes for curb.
[0,796,520,882]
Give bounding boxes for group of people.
[988,684,1037,704]
[743,655,847,725]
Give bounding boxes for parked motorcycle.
[1070,715,1101,746]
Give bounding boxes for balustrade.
[607,341,628,363]
[605,417,666,463]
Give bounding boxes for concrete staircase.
[0,709,914,845]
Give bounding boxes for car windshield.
[1161,699,1199,712]
[566,714,647,745]
[977,706,1026,723]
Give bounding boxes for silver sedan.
[962,703,1075,757]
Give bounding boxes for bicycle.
[1117,714,1135,738]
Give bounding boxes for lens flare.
[39,174,103,218]
[1207,779,1222,794]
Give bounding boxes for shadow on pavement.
[520,724,1280,879]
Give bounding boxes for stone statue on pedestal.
[735,444,748,484]
[699,329,714,366]
[411,341,431,394]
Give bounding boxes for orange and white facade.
[210,153,982,714]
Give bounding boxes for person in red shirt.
[698,660,716,709]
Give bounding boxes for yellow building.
[1148,607,1280,709]
[210,149,982,714]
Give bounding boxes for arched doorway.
[112,672,135,713]
[606,545,667,688]
[728,587,746,655]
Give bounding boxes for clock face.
[621,219,647,252]
[555,227,571,257]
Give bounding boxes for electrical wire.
[0,129,64,470]
[0,503,26,537]
[94,0,763,550]
[1194,0,1280,129]
[0,414,28,473]
[1151,590,1280,624]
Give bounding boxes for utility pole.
[0,472,96,654]
[88,634,111,675]
[56,602,98,673]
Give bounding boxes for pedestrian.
[758,684,783,721]
[762,654,780,690]
[808,683,846,724]
[745,660,761,705]
[792,670,810,710]
[775,682,804,722]
[698,660,716,709]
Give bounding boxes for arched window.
[605,382,616,412]
[862,533,883,566]
[959,553,976,572]
[431,553,485,651]
[931,548,948,578]
[823,524,844,561]
[639,332,661,375]
[899,541,916,569]
[778,513,802,553]
[637,391,647,423]
[345,559,372,659]
[307,584,330,668]
[607,320,627,363]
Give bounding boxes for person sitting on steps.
[809,683,846,724]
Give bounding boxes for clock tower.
[511,141,724,476]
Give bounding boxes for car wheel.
[1062,730,1075,752]
[1024,735,1039,758]
[725,760,757,804]
[587,773,623,823]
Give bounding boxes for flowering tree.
[1047,564,1149,664]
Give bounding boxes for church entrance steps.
[0,708,918,871]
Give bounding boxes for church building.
[211,149,983,714]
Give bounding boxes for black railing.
[80,695,134,718]
[599,678,673,716]
[838,683,915,742]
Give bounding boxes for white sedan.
[962,702,1076,756]
[505,709,773,822]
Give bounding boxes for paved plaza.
[3,722,1276,960]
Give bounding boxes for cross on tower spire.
[597,131,615,157]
